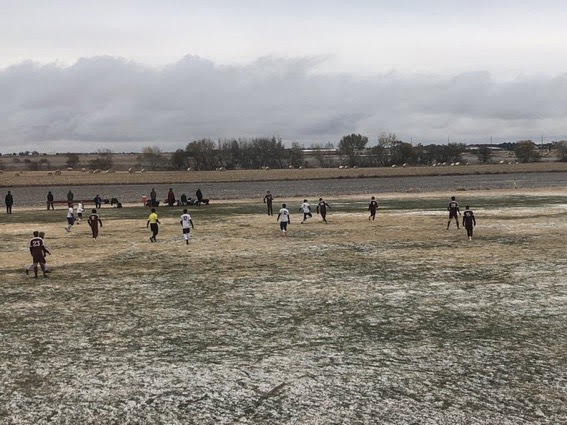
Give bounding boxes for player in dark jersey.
[316,198,330,223]
[28,231,50,278]
[88,209,103,239]
[368,196,378,221]
[447,196,460,230]
[264,191,274,216]
[462,206,476,240]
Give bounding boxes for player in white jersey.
[299,199,312,223]
[65,204,75,232]
[76,202,84,224]
[179,208,195,244]
[277,203,291,236]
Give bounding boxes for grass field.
[1,192,566,424]
[2,162,567,188]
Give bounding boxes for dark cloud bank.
[2,55,567,151]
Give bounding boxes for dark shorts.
[280,222,288,231]
[78,213,83,218]
[449,211,458,219]
[182,228,190,234]
[67,217,74,225]
[32,253,45,263]
[150,223,159,235]
[303,212,312,219]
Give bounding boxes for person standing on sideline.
[167,188,176,207]
[299,199,312,223]
[447,196,460,230]
[67,190,74,203]
[316,197,331,223]
[28,231,50,278]
[277,203,291,237]
[179,208,195,244]
[150,188,157,207]
[196,188,203,205]
[462,206,476,241]
[368,196,378,221]
[47,191,54,210]
[94,194,102,209]
[65,204,75,232]
[88,209,103,239]
[5,191,13,214]
[147,208,160,242]
[264,191,274,216]
[76,202,84,224]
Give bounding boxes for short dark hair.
[92,209,97,213]
[282,203,286,208]
[151,208,156,213]
[33,231,39,237]
[183,208,188,213]
[451,196,456,200]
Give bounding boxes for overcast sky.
[2,0,567,152]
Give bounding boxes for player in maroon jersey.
[368,196,378,221]
[316,198,330,223]
[28,231,50,278]
[88,209,103,239]
[447,196,460,230]
[462,206,476,240]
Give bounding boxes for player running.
[263,191,274,216]
[28,231,50,278]
[447,196,460,230]
[65,204,75,232]
[462,206,476,241]
[299,199,312,223]
[76,202,84,224]
[316,198,330,223]
[368,196,378,221]
[88,209,103,239]
[147,208,160,242]
[179,208,195,244]
[277,203,291,237]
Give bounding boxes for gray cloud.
[2,55,567,152]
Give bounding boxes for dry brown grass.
[1,193,566,423]
[1,162,566,187]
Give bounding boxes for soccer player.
[462,206,476,241]
[150,188,157,207]
[447,196,460,230]
[65,204,75,232]
[316,198,331,223]
[277,203,291,236]
[28,231,50,278]
[67,190,74,203]
[368,196,378,221]
[26,231,50,275]
[76,202,84,224]
[264,191,274,216]
[88,209,103,239]
[299,199,312,223]
[179,208,195,244]
[147,208,160,242]
[47,191,54,210]
[5,191,13,214]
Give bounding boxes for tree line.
[2,135,563,172]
